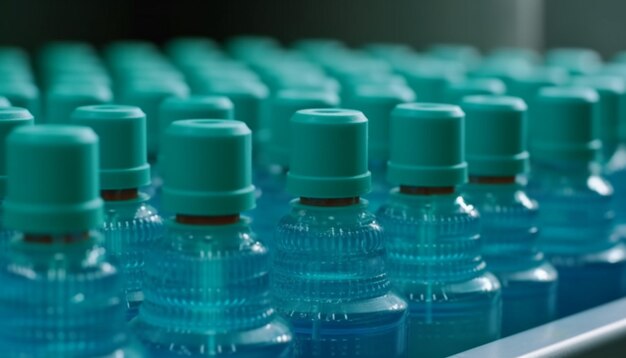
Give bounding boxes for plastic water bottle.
[527,87,626,317]
[342,84,415,211]
[461,96,557,336]
[0,107,32,251]
[0,125,144,356]
[377,103,502,358]
[272,108,408,358]
[72,104,164,320]
[131,119,293,357]
[254,89,338,246]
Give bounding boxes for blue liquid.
[251,165,290,247]
[364,160,390,213]
[463,182,558,336]
[605,144,626,240]
[0,233,145,357]
[377,190,502,358]
[528,160,626,317]
[131,217,293,357]
[103,194,164,320]
[272,200,408,358]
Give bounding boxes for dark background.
[0,0,621,57]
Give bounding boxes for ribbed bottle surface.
[272,201,408,358]
[131,218,293,357]
[377,191,501,358]
[103,196,163,320]
[463,182,557,336]
[0,233,145,357]
[528,160,626,317]
[605,144,626,240]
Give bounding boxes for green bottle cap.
[0,107,34,197]
[0,82,40,119]
[45,83,112,124]
[162,119,255,216]
[117,80,189,157]
[287,109,371,198]
[461,96,529,176]
[571,75,625,146]
[159,95,234,131]
[195,81,268,134]
[507,67,569,103]
[4,125,103,233]
[343,84,416,161]
[529,87,600,161]
[546,48,602,75]
[267,89,340,167]
[444,78,506,104]
[487,47,541,65]
[400,59,464,102]
[0,96,10,107]
[388,103,467,187]
[427,44,481,69]
[71,105,150,190]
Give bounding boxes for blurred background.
[0,0,622,57]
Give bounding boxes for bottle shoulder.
[377,193,479,228]
[528,169,613,199]
[103,198,163,224]
[463,184,538,215]
[278,202,382,236]
[394,271,501,301]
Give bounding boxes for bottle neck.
[101,188,139,201]
[175,214,240,225]
[299,197,360,207]
[23,232,89,244]
[399,186,455,196]
[469,176,516,185]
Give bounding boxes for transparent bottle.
[527,87,626,317]
[272,109,408,358]
[102,192,163,320]
[131,119,293,357]
[72,104,165,320]
[0,125,144,357]
[379,103,502,357]
[253,89,338,245]
[605,143,626,239]
[461,96,557,336]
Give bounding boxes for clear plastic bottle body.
[0,203,15,252]
[605,143,626,240]
[528,160,626,317]
[463,181,558,336]
[377,190,502,358]
[102,194,164,320]
[0,232,145,357]
[131,217,294,357]
[251,165,290,247]
[272,200,408,358]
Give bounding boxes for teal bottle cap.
[388,103,467,187]
[507,67,569,103]
[427,44,481,69]
[162,119,255,216]
[0,107,34,197]
[159,95,234,140]
[267,89,340,167]
[45,83,113,124]
[529,87,600,161]
[4,125,103,233]
[545,48,602,75]
[445,78,506,104]
[342,84,416,161]
[71,105,150,190]
[461,96,529,176]
[196,81,269,134]
[118,80,190,157]
[0,82,40,118]
[570,75,625,145]
[287,109,371,198]
[0,96,10,107]
[400,59,464,102]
